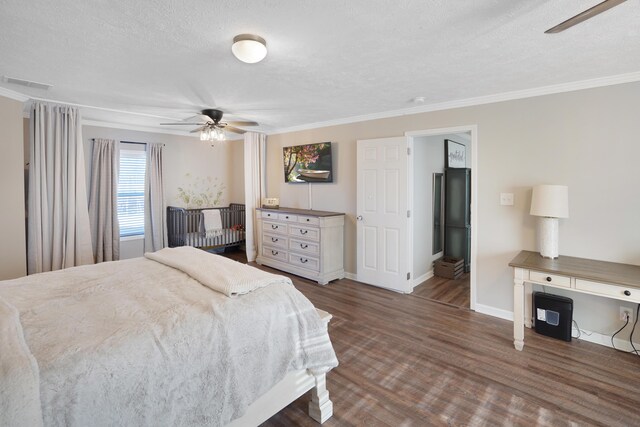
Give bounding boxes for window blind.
[118,149,146,237]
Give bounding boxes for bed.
[0,246,337,427]
[167,204,246,250]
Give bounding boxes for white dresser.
[256,208,345,285]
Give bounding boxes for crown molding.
[269,70,640,135]
[82,119,199,138]
[0,86,30,102]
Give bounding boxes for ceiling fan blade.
[545,0,626,33]
[184,114,213,123]
[189,126,208,133]
[225,120,259,126]
[224,126,247,135]
[160,122,207,126]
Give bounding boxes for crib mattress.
[184,230,245,248]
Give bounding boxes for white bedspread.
[0,254,338,427]
[145,246,283,297]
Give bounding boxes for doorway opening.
[406,126,477,310]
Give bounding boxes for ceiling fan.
[545,0,626,33]
[161,108,258,141]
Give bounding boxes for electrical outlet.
[620,307,633,322]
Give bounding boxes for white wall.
[0,95,26,279]
[265,81,640,342]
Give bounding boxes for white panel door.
[356,136,409,292]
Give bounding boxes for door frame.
[405,125,478,311]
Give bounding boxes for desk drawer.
[261,211,278,219]
[263,233,287,249]
[262,246,287,262]
[263,221,287,235]
[289,254,320,271]
[529,271,571,288]
[575,279,640,303]
[278,213,298,222]
[288,225,320,241]
[298,215,320,226]
[289,238,319,255]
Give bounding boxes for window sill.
[120,235,144,242]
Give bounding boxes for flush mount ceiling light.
[231,34,267,64]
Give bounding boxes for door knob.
[356,215,363,221]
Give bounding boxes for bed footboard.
[226,309,334,426]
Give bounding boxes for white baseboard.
[474,304,514,321]
[572,327,640,353]
[345,272,357,281]
[411,270,434,289]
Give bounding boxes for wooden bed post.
[308,373,333,423]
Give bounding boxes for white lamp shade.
[232,34,267,64]
[530,185,569,218]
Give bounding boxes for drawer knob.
[272,250,278,256]
[300,258,308,263]
[300,243,308,249]
[271,225,278,229]
[300,229,308,235]
[271,238,278,242]
[306,218,310,222]
[624,290,631,296]
[285,216,289,219]
[546,277,552,282]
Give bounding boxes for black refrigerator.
[444,168,471,272]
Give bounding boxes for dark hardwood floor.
[413,272,470,309]
[221,249,640,427]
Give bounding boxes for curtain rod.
[91,139,165,146]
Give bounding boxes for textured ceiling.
[0,0,639,132]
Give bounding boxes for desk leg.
[524,282,533,328]
[513,268,526,351]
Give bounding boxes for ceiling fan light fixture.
[232,34,267,64]
[201,126,226,143]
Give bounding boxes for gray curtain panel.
[27,102,93,274]
[243,132,267,262]
[88,138,120,262]
[144,143,166,252]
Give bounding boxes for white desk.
[510,250,640,351]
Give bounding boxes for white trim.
[82,119,200,138]
[571,327,640,353]
[0,86,30,102]
[411,270,434,289]
[270,71,640,135]
[475,304,514,321]
[345,272,357,281]
[405,125,478,311]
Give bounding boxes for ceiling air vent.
[3,75,52,90]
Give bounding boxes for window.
[118,149,146,237]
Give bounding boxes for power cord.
[572,319,593,340]
[630,304,640,355]
[611,316,629,351]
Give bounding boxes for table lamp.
[530,185,569,259]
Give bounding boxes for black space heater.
[533,292,573,342]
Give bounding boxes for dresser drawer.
[263,246,287,262]
[278,213,298,222]
[575,279,640,303]
[261,210,278,219]
[263,233,287,249]
[263,221,287,235]
[289,238,319,255]
[298,215,320,226]
[288,225,320,241]
[289,254,320,271]
[529,271,571,288]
